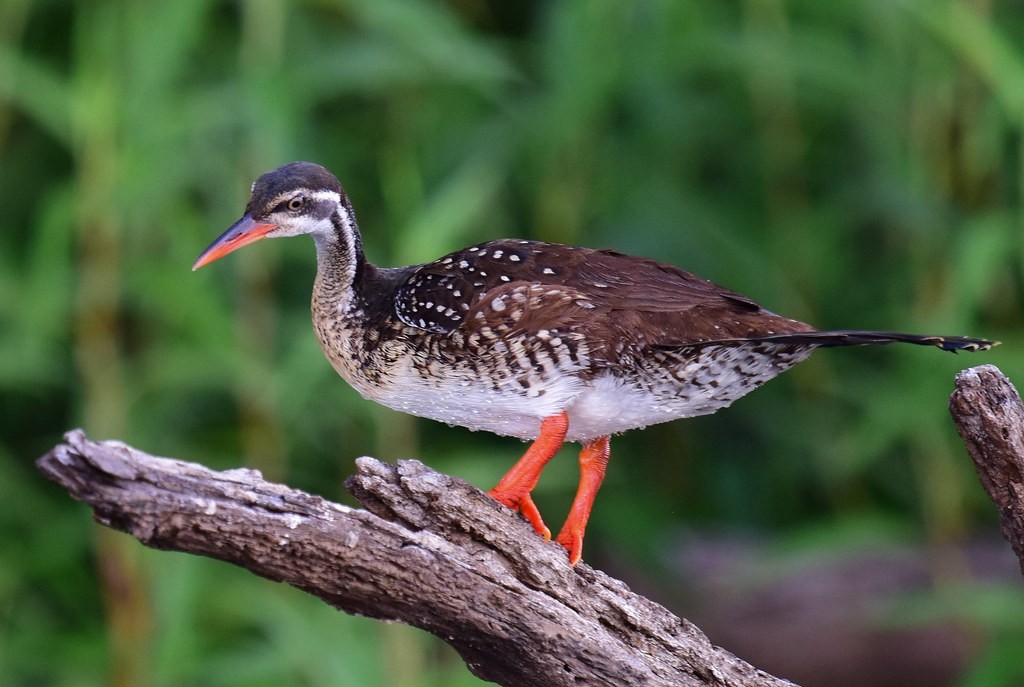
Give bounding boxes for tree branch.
[37,430,794,687]
[949,364,1024,576]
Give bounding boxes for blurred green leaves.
[2,0,1023,685]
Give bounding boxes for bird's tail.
[725,330,998,352]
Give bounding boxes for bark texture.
[949,364,1024,576]
[37,430,795,687]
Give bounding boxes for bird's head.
[193,162,350,270]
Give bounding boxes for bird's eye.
[287,196,305,212]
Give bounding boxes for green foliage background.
[2,1,1023,685]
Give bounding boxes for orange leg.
[555,436,610,565]
[487,412,569,541]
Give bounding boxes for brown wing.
[393,239,814,344]
[555,247,815,344]
[457,281,596,358]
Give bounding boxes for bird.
[193,161,997,565]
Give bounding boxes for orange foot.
[488,416,612,566]
[487,412,568,542]
[555,436,610,565]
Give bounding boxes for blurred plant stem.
[0,0,29,147]
[233,0,288,481]
[741,0,808,224]
[905,6,989,592]
[376,117,429,686]
[70,4,151,686]
[373,410,427,687]
[910,439,971,577]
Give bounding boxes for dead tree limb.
[949,364,1024,576]
[37,429,794,687]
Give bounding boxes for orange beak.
[192,215,277,270]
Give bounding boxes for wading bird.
[194,162,995,564]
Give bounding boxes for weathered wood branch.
[949,364,1024,576]
[37,430,794,687]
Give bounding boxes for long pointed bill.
[192,215,277,270]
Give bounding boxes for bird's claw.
[487,488,551,541]
[555,525,584,566]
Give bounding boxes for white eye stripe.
[307,190,342,203]
[270,189,342,207]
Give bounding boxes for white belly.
[349,352,583,440]
[350,366,752,444]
